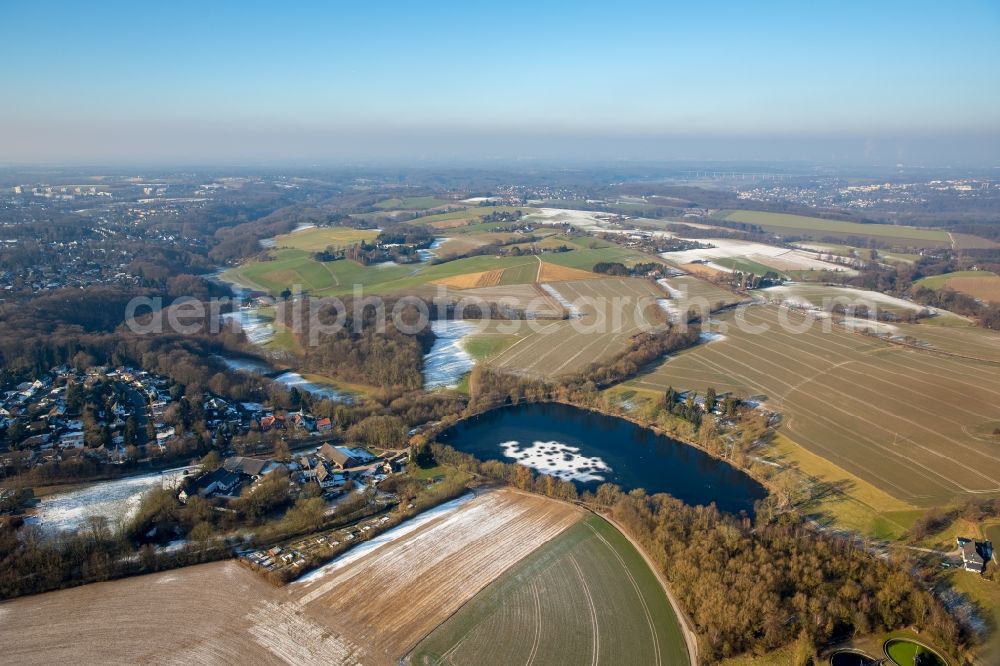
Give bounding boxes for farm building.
[957,537,993,572]
[318,443,358,469]
[179,467,244,502]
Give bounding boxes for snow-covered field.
[273,371,347,401]
[28,468,192,536]
[661,238,852,273]
[221,308,275,345]
[499,440,611,483]
[524,208,645,235]
[758,284,931,312]
[216,354,271,374]
[423,319,478,390]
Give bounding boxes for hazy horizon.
[3,1,998,166]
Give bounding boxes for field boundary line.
[400,495,584,664]
[526,581,542,666]
[585,522,661,665]
[601,514,699,666]
[568,554,600,666]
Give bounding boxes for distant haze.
[2,1,998,166]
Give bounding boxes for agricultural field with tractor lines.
[629,304,1000,505]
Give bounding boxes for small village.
[0,365,410,519]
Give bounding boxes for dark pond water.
[438,402,767,515]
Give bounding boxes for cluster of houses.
[0,365,181,470]
[0,363,355,480]
[178,445,406,504]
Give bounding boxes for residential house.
[958,537,993,573]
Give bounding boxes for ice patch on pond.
[29,468,192,537]
[499,440,611,483]
[423,320,478,390]
[540,283,581,317]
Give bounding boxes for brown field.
[628,304,1000,505]
[0,490,582,666]
[432,269,504,289]
[0,561,341,666]
[951,233,1000,250]
[538,261,599,283]
[427,218,474,229]
[893,321,1000,362]
[657,275,743,311]
[290,490,582,663]
[489,277,666,376]
[943,275,1000,303]
[677,261,726,279]
[451,283,564,318]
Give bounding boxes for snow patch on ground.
[656,278,684,299]
[499,440,611,483]
[838,318,900,334]
[423,319,478,390]
[699,331,727,343]
[273,372,347,401]
[656,298,684,324]
[540,283,581,317]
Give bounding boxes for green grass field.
[539,245,653,271]
[915,270,999,289]
[221,234,664,297]
[408,513,689,666]
[374,195,450,210]
[222,249,545,296]
[410,205,537,227]
[713,256,789,278]
[722,210,952,247]
[462,334,520,360]
[273,226,379,251]
[498,261,539,285]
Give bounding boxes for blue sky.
[2,1,999,164]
